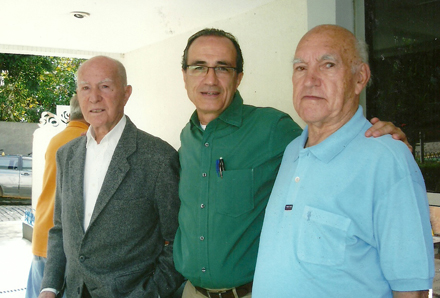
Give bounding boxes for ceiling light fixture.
[71,11,90,19]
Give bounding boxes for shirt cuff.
[41,288,58,295]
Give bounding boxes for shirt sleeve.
[374,172,434,291]
[40,288,58,295]
[40,151,67,291]
[145,148,184,297]
[269,114,302,158]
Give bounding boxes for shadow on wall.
[0,121,39,156]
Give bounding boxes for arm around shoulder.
[366,117,412,152]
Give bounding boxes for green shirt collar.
[189,91,243,129]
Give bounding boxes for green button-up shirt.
[173,92,302,289]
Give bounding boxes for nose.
[304,67,321,87]
[88,88,103,103]
[203,67,219,85]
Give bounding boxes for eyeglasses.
[186,65,237,77]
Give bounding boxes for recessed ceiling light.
[71,11,90,19]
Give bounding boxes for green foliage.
[0,54,85,122]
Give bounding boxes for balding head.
[298,25,366,73]
[76,55,132,143]
[292,25,371,144]
[77,56,128,88]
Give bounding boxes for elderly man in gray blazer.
[39,56,183,298]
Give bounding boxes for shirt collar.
[300,106,367,163]
[86,115,126,148]
[189,91,244,130]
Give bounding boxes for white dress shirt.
[83,115,126,230]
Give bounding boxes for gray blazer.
[42,117,183,298]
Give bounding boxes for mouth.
[201,91,220,96]
[302,95,324,100]
[90,109,104,113]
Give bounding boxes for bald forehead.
[297,25,358,60]
[306,25,355,39]
[79,56,114,71]
[77,56,127,86]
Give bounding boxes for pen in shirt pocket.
[216,157,225,178]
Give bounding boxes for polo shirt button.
[79,255,85,262]
[202,173,207,177]
[200,236,205,241]
[204,142,209,147]
[202,267,206,273]
[201,204,205,209]
[295,177,300,182]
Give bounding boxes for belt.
[195,282,253,298]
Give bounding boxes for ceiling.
[0,0,275,55]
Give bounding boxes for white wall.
[124,0,308,149]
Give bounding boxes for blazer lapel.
[68,137,87,233]
[87,119,137,228]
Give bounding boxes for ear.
[354,63,371,95]
[235,72,244,89]
[182,69,188,90]
[123,85,133,106]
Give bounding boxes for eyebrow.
[292,58,303,65]
[78,78,114,85]
[189,60,230,66]
[292,55,337,65]
[99,78,113,84]
[320,54,337,62]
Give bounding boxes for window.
[365,0,440,192]
[22,158,32,171]
[0,158,11,170]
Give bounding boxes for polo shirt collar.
[189,91,244,130]
[301,106,366,163]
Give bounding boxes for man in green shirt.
[173,28,408,298]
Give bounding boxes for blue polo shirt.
[253,106,434,298]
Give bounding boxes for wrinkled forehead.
[295,28,357,62]
[77,60,120,84]
[78,77,114,86]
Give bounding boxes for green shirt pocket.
[215,169,254,217]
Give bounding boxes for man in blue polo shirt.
[253,24,434,298]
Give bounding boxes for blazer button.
[79,255,85,262]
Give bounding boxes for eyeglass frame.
[185,65,238,77]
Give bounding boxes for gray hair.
[69,94,84,121]
[355,38,369,65]
[354,38,372,85]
